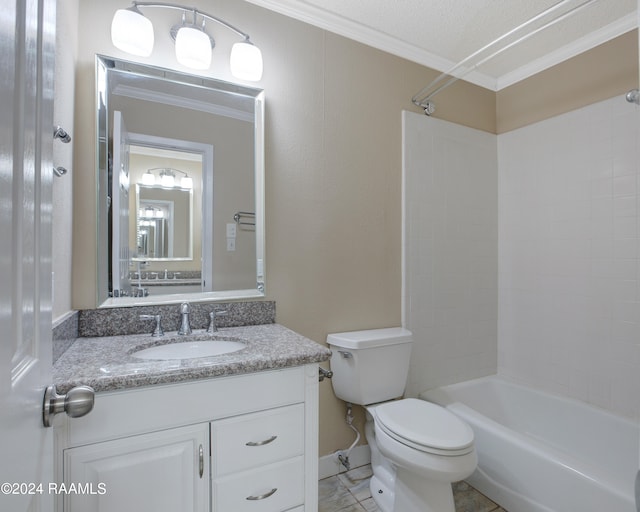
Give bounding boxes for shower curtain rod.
[411,0,600,114]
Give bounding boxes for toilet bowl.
[327,328,477,512]
[368,399,477,512]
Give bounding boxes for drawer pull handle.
[246,488,278,501]
[246,435,278,447]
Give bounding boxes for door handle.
[42,385,95,427]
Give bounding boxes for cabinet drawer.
[212,404,304,476]
[213,456,304,512]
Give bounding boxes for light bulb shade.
[160,174,175,188]
[111,8,154,57]
[230,41,263,81]
[175,26,212,70]
[141,171,155,186]
[181,176,193,189]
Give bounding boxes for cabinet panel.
[213,456,304,512]
[56,364,320,512]
[67,367,305,446]
[212,404,304,476]
[64,424,209,512]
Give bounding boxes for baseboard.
[318,444,371,480]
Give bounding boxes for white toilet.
[328,327,477,512]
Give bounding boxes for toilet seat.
[374,398,474,456]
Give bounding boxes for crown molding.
[247,0,638,93]
[112,84,255,122]
[244,0,497,90]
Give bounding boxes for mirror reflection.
[96,55,265,305]
[136,184,193,260]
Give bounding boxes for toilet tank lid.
[326,327,412,349]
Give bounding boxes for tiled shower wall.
[498,96,640,420]
[404,96,639,421]
[403,111,499,396]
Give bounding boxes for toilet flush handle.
[338,350,353,359]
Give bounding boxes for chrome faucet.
[177,302,192,335]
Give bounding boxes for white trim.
[401,111,408,330]
[496,13,638,90]
[304,364,320,510]
[112,84,255,123]
[318,444,371,480]
[130,145,202,162]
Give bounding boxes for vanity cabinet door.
[63,424,209,512]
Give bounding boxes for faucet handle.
[207,309,228,333]
[139,314,164,337]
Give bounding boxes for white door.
[0,0,56,511]
[111,111,131,296]
[636,5,640,512]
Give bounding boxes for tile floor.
[319,465,508,512]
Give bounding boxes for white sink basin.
[133,340,245,360]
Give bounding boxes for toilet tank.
[327,327,412,406]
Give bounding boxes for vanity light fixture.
[111,2,263,81]
[141,167,193,189]
[140,205,165,219]
[160,171,175,188]
[141,169,156,186]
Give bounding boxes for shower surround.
[404,93,640,422]
[498,94,640,420]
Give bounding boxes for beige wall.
[69,0,494,456]
[497,29,639,133]
[64,1,636,457]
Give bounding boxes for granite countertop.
[53,323,331,394]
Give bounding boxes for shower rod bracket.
[626,89,639,105]
[414,100,436,116]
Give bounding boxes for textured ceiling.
[245,0,638,90]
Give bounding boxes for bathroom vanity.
[52,323,330,512]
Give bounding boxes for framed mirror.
[96,55,265,306]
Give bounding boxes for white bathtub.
[420,376,639,512]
